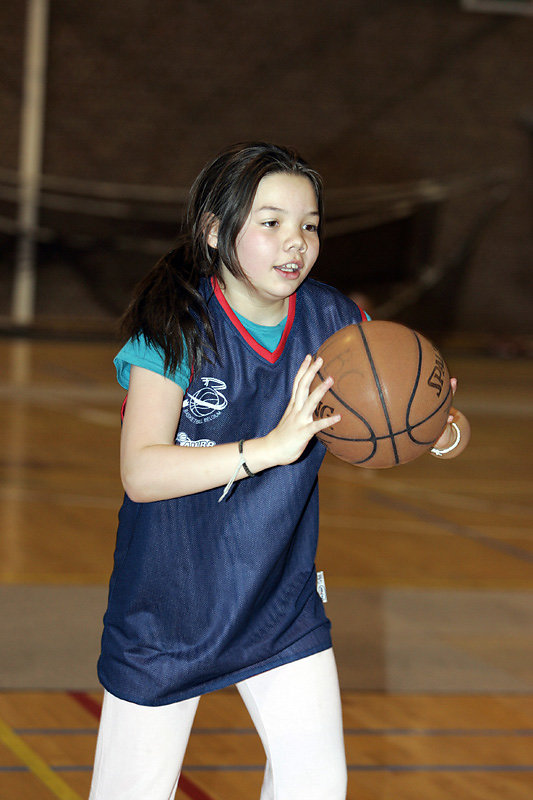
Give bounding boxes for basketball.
[311,320,453,468]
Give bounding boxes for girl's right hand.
[263,354,341,466]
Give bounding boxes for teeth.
[278,264,299,272]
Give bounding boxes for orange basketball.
[311,320,452,468]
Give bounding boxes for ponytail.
[119,142,323,374]
[119,241,216,375]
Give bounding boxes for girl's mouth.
[274,262,302,278]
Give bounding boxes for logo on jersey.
[182,377,228,424]
[175,432,216,447]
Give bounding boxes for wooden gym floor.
[0,337,532,799]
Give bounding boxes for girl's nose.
[285,231,306,252]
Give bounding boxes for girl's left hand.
[430,378,471,459]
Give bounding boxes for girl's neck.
[216,273,289,326]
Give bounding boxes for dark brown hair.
[120,142,323,374]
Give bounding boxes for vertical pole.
[12,0,50,325]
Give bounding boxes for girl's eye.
[304,223,318,232]
[262,220,279,228]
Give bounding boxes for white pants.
[89,648,346,800]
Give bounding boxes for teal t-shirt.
[233,310,286,353]
[115,312,287,392]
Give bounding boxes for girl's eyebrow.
[254,205,320,216]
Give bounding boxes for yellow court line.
[0,714,83,800]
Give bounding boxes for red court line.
[69,692,216,800]
[69,692,102,720]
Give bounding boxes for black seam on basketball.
[316,368,376,434]
[358,325,399,464]
[407,385,453,444]
[405,332,423,441]
[404,334,453,443]
[318,366,451,436]
[316,367,378,462]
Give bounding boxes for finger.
[448,404,458,424]
[446,379,458,423]
[313,413,341,435]
[293,356,324,406]
[291,354,312,397]
[305,373,334,413]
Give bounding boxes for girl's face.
[216,172,320,314]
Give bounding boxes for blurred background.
[0,0,532,343]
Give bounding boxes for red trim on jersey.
[187,360,195,389]
[211,276,295,364]
[121,395,127,420]
[354,304,371,322]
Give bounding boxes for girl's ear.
[205,215,219,249]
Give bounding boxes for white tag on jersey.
[316,570,328,603]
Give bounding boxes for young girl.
[90,142,469,800]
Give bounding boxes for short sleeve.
[114,334,190,392]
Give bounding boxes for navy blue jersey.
[98,277,364,705]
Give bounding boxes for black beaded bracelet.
[239,439,256,477]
